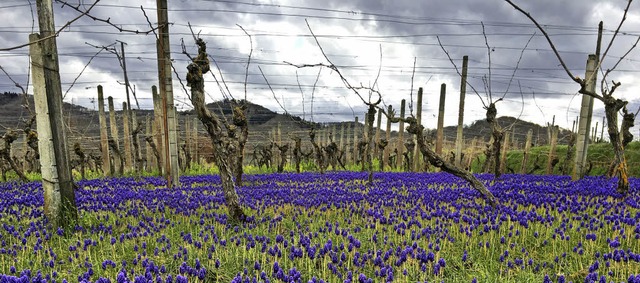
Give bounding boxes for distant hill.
[0,92,575,155]
[430,116,574,147]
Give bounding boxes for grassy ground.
[470,141,640,177]
[0,172,638,282]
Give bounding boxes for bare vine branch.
[501,32,535,100]
[437,36,487,108]
[237,24,252,101]
[0,0,99,52]
[481,22,493,102]
[258,66,288,115]
[55,0,167,35]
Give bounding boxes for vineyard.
[1,0,640,282]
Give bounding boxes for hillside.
[0,92,582,155]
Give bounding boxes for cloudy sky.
[1,0,639,137]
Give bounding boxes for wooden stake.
[157,0,179,187]
[152,86,164,174]
[546,126,558,175]
[413,87,423,171]
[97,85,111,176]
[500,130,510,175]
[436,83,446,155]
[108,96,121,174]
[122,101,132,172]
[145,115,154,171]
[384,105,392,169]
[521,129,533,174]
[375,108,382,157]
[353,116,359,164]
[455,56,468,167]
[396,99,405,169]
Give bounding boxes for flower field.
[0,172,639,282]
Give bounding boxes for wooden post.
[455,56,468,167]
[339,124,345,155]
[108,96,121,174]
[593,121,599,143]
[193,116,199,165]
[396,99,406,169]
[600,116,605,142]
[375,109,382,157]
[384,105,392,169]
[353,116,359,164]
[97,85,111,176]
[145,115,154,171]
[152,86,164,174]
[466,138,477,170]
[131,110,142,172]
[546,126,558,175]
[122,102,132,172]
[345,122,351,165]
[573,55,597,180]
[500,130,510,175]
[413,87,423,171]
[436,83,446,155]
[521,129,533,174]
[30,0,77,229]
[157,0,179,187]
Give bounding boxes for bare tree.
[505,0,638,194]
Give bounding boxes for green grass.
[470,141,640,177]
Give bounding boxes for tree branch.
[503,0,583,85]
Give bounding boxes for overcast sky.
[1,0,639,137]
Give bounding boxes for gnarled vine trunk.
[186,38,245,222]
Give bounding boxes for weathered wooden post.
[375,109,382,157]
[500,130,510,175]
[145,115,155,171]
[193,116,199,165]
[384,105,392,170]
[353,116,359,164]
[436,83,446,155]
[546,126,559,175]
[157,0,180,187]
[122,101,132,172]
[345,122,351,165]
[131,110,142,173]
[152,86,164,174]
[108,96,121,174]
[97,85,111,176]
[455,56,468,167]
[396,99,406,170]
[521,129,533,174]
[413,87,423,171]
